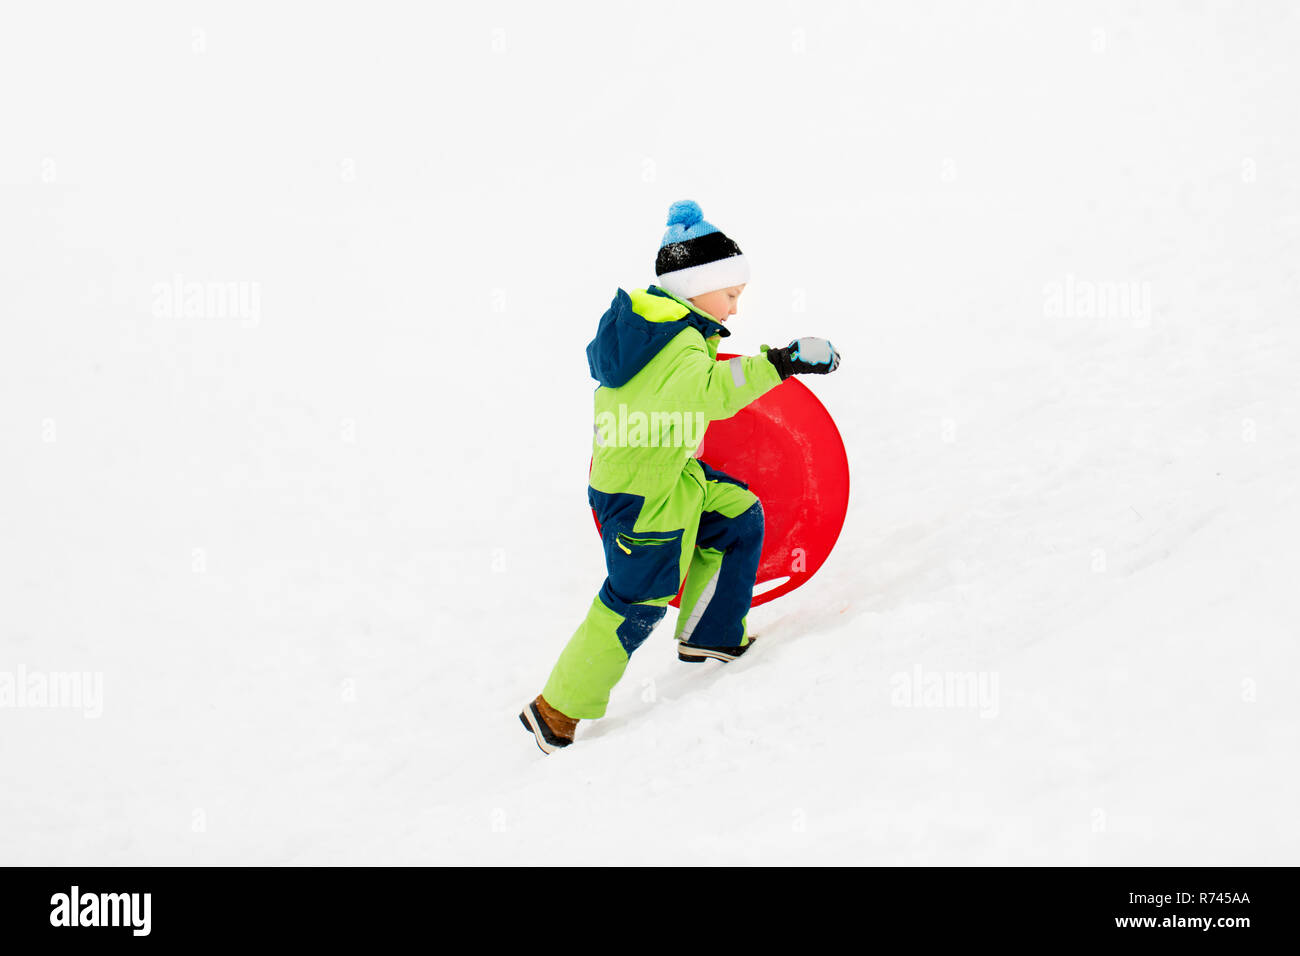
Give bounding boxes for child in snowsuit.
[521,200,841,753]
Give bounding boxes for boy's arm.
[662,331,784,422]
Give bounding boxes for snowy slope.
[1,2,1297,865]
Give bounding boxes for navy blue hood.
[586,286,730,388]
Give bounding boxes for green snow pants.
[542,458,764,719]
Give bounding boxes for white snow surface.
[2,2,1298,865]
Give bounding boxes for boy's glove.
[762,338,842,380]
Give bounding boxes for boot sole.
[677,640,754,663]
[519,701,572,755]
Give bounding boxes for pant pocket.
[605,527,685,603]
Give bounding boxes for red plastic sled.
[593,352,850,608]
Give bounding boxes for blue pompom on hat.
[655,200,749,300]
[661,200,718,243]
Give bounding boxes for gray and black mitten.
[764,338,842,379]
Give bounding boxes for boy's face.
[688,284,746,323]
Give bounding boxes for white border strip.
[657,254,751,300]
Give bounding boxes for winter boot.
[677,636,757,663]
[519,694,578,754]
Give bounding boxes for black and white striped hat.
[654,200,750,299]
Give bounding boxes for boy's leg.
[541,591,671,720]
[541,480,703,720]
[675,464,764,649]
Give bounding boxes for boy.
[520,200,841,754]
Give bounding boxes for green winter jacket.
[586,286,782,509]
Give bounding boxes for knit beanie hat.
[654,200,750,300]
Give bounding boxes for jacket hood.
[586,286,730,388]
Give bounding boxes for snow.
[2,2,1297,864]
